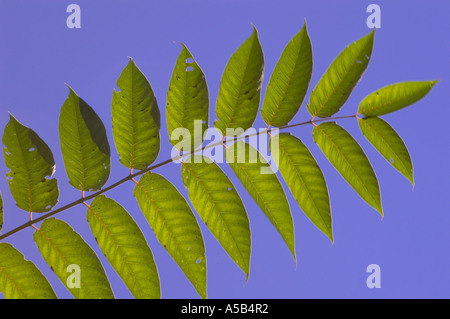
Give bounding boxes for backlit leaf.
[167,44,209,152]
[313,122,382,215]
[181,156,251,278]
[34,218,114,299]
[262,22,313,127]
[358,116,413,185]
[59,86,110,192]
[2,114,59,213]
[270,133,332,241]
[214,26,264,136]
[87,195,160,299]
[112,59,160,170]
[308,30,374,118]
[225,141,295,259]
[0,243,57,299]
[134,172,206,298]
[0,192,3,233]
[358,81,438,116]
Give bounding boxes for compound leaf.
[59,86,110,192]
[214,26,264,136]
[133,172,206,298]
[181,156,251,278]
[225,141,295,259]
[308,30,374,118]
[262,22,313,127]
[112,59,160,170]
[358,116,413,185]
[167,44,209,152]
[0,243,57,299]
[34,218,114,299]
[2,114,59,213]
[313,122,382,215]
[87,195,160,299]
[270,133,332,241]
[358,81,438,116]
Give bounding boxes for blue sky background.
[0,0,449,299]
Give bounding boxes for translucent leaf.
[112,59,160,170]
[313,122,383,215]
[262,22,313,127]
[225,141,295,259]
[308,30,375,118]
[214,26,264,136]
[167,44,209,151]
[133,172,206,298]
[0,192,3,234]
[358,81,438,116]
[270,133,332,241]
[0,243,57,299]
[181,156,251,278]
[59,86,111,192]
[33,218,114,299]
[358,117,413,185]
[2,114,59,213]
[87,195,160,299]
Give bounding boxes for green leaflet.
[0,192,3,233]
[2,114,59,213]
[167,44,209,152]
[313,122,383,215]
[0,243,57,299]
[262,22,313,127]
[59,86,111,192]
[308,30,375,118]
[214,26,264,136]
[34,218,114,299]
[358,117,413,185]
[133,172,206,298]
[225,141,295,259]
[87,195,160,299]
[112,59,160,170]
[270,133,332,241]
[358,81,438,116]
[181,156,251,278]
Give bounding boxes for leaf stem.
[0,114,356,241]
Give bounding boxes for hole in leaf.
[29,147,35,152]
[228,187,232,191]
[356,60,361,64]
[390,158,393,163]
[188,247,191,250]
[196,259,201,264]
[186,58,194,64]
[186,66,194,72]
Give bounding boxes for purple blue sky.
[0,0,449,298]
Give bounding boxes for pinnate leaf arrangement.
[0,22,437,299]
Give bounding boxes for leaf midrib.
[219,37,258,131]
[360,118,410,177]
[315,125,379,209]
[35,228,92,298]
[0,263,26,298]
[87,204,145,297]
[134,179,202,292]
[278,140,331,236]
[182,162,248,273]
[265,34,304,126]
[312,40,370,117]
